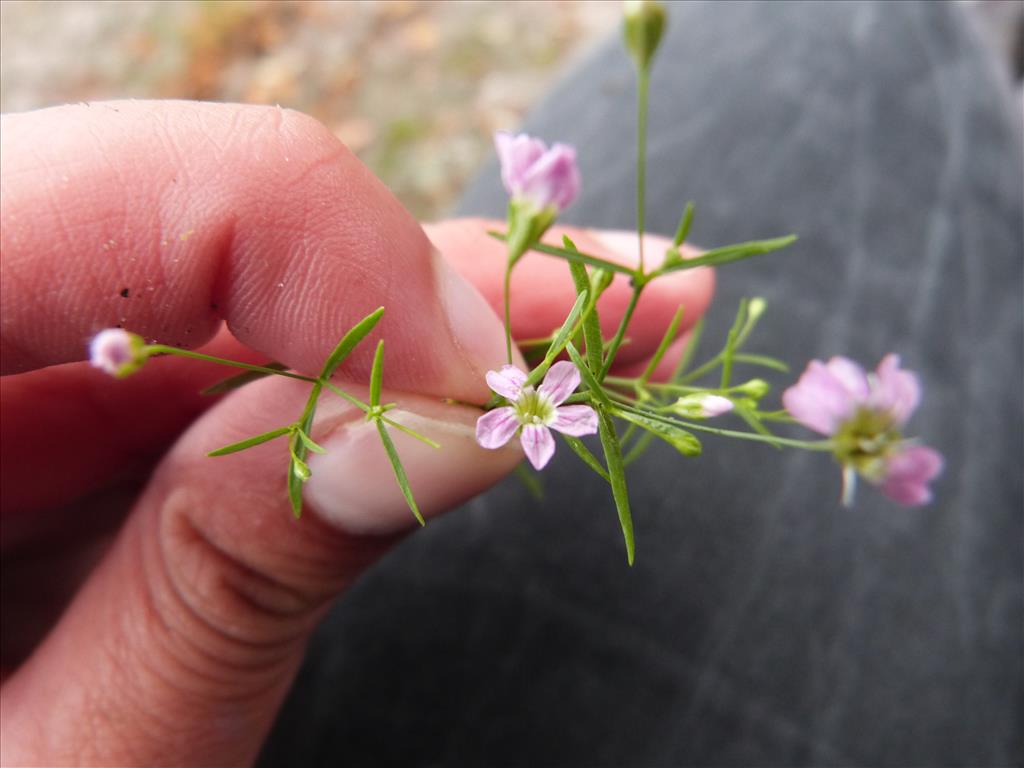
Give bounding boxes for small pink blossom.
[783,354,942,507]
[494,132,581,213]
[673,393,734,419]
[89,328,145,377]
[476,361,598,470]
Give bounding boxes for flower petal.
[520,143,581,212]
[870,354,921,426]
[550,405,599,437]
[495,132,546,197]
[825,356,870,401]
[782,359,859,435]
[538,360,580,405]
[881,445,943,506]
[485,365,529,401]
[475,407,520,449]
[520,424,556,470]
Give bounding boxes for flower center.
[833,407,902,481]
[514,388,556,427]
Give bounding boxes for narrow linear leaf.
[623,430,657,467]
[201,362,289,395]
[598,409,635,565]
[659,235,797,273]
[287,457,304,517]
[671,316,704,384]
[288,383,322,518]
[320,306,385,379]
[732,353,789,372]
[513,462,545,501]
[380,415,441,448]
[370,340,385,407]
[545,291,588,364]
[720,299,748,389]
[561,434,610,482]
[323,382,371,413]
[640,304,685,385]
[566,243,605,373]
[672,201,695,247]
[613,407,702,457]
[732,403,783,449]
[295,429,327,454]
[566,343,613,409]
[488,231,635,276]
[376,421,425,525]
[208,426,291,456]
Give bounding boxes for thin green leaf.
[545,291,588,364]
[488,230,635,276]
[720,299,748,389]
[288,382,322,518]
[657,235,797,274]
[597,409,635,565]
[201,362,289,395]
[376,420,425,525]
[370,340,384,407]
[566,239,605,374]
[323,382,371,413]
[732,403,783,449]
[613,407,702,456]
[566,343,613,409]
[622,430,656,467]
[672,201,695,247]
[640,304,685,386]
[295,429,327,454]
[731,353,789,372]
[380,415,441,448]
[513,462,545,501]
[561,434,610,482]
[207,426,291,456]
[670,316,704,384]
[319,306,385,379]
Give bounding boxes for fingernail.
[590,229,675,268]
[304,394,520,536]
[433,251,511,400]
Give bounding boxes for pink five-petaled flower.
[783,354,943,507]
[89,328,146,377]
[494,132,581,214]
[476,361,598,470]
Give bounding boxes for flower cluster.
[783,354,942,506]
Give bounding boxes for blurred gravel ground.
[0,0,620,219]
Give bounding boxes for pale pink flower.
[476,361,598,470]
[783,354,942,507]
[673,393,734,419]
[494,132,581,213]
[89,328,145,377]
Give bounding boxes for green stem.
[636,66,650,274]
[145,345,317,384]
[503,255,514,364]
[600,283,644,380]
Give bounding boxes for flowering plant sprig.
[87,1,941,565]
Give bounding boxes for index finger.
[0,101,505,401]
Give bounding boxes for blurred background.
[0,0,622,220]
[1,1,1020,221]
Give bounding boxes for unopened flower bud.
[89,328,146,377]
[623,0,666,71]
[673,393,734,419]
[734,378,770,399]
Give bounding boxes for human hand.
[0,101,712,766]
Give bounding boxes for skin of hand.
[0,101,713,767]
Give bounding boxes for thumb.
[0,101,519,766]
[1,377,518,767]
